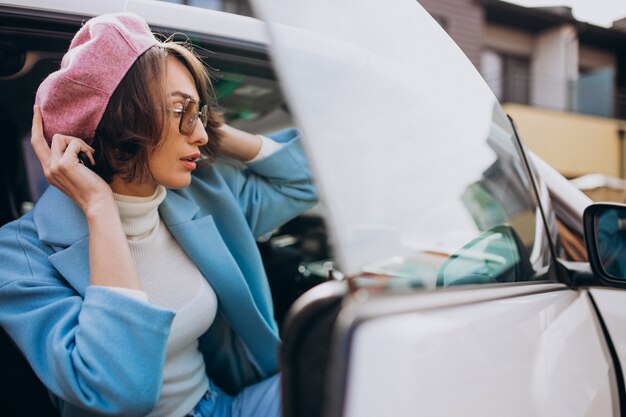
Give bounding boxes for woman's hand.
[32,105,142,290]
[217,123,262,162]
[30,105,113,214]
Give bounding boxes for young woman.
[0,12,316,417]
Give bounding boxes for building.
[416,0,626,178]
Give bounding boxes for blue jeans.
[186,374,281,417]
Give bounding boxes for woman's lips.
[180,152,200,170]
[180,160,196,170]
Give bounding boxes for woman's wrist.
[218,124,262,161]
[86,198,142,291]
[82,191,117,221]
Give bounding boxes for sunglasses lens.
[181,100,198,135]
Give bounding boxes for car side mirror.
[584,203,626,285]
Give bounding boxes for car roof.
[0,0,270,46]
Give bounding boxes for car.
[1,1,626,416]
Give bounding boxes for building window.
[575,67,615,117]
[481,50,530,105]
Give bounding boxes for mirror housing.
[583,203,626,286]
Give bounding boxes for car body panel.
[340,285,618,417]
[590,288,626,386]
[1,0,270,46]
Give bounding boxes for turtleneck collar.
[113,185,167,239]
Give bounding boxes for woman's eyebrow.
[170,91,199,101]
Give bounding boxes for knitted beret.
[35,13,158,144]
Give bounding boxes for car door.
[532,152,626,396]
[249,0,621,416]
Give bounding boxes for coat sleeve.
[0,214,175,417]
[212,128,318,238]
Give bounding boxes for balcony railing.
[482,72,626,120]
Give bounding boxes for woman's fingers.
[30,105,50,165]
[60,139,96,167]
[30,109,97,184]
[30,105,96,172]
[50,134,94,159]
[48,132,96,174]
[29,105,109,212]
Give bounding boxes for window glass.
[346,104,551,290]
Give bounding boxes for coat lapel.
[160,191,280,372]
[48,237,90,297]
[34,187,88,246]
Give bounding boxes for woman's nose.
[189,118,209,146]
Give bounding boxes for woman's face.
[111,56,208,196]
[149,56,209,188]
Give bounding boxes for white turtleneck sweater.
[112,186,217,417]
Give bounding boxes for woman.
[0,12,316,417]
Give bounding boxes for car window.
[343,104,552,290]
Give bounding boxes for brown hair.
[92,41,223,183]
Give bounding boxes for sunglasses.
[173,98,209,136]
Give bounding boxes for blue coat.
[0,129,317,417]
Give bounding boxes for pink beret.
[35,13,158,144]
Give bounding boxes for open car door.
[250,0,621,416]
